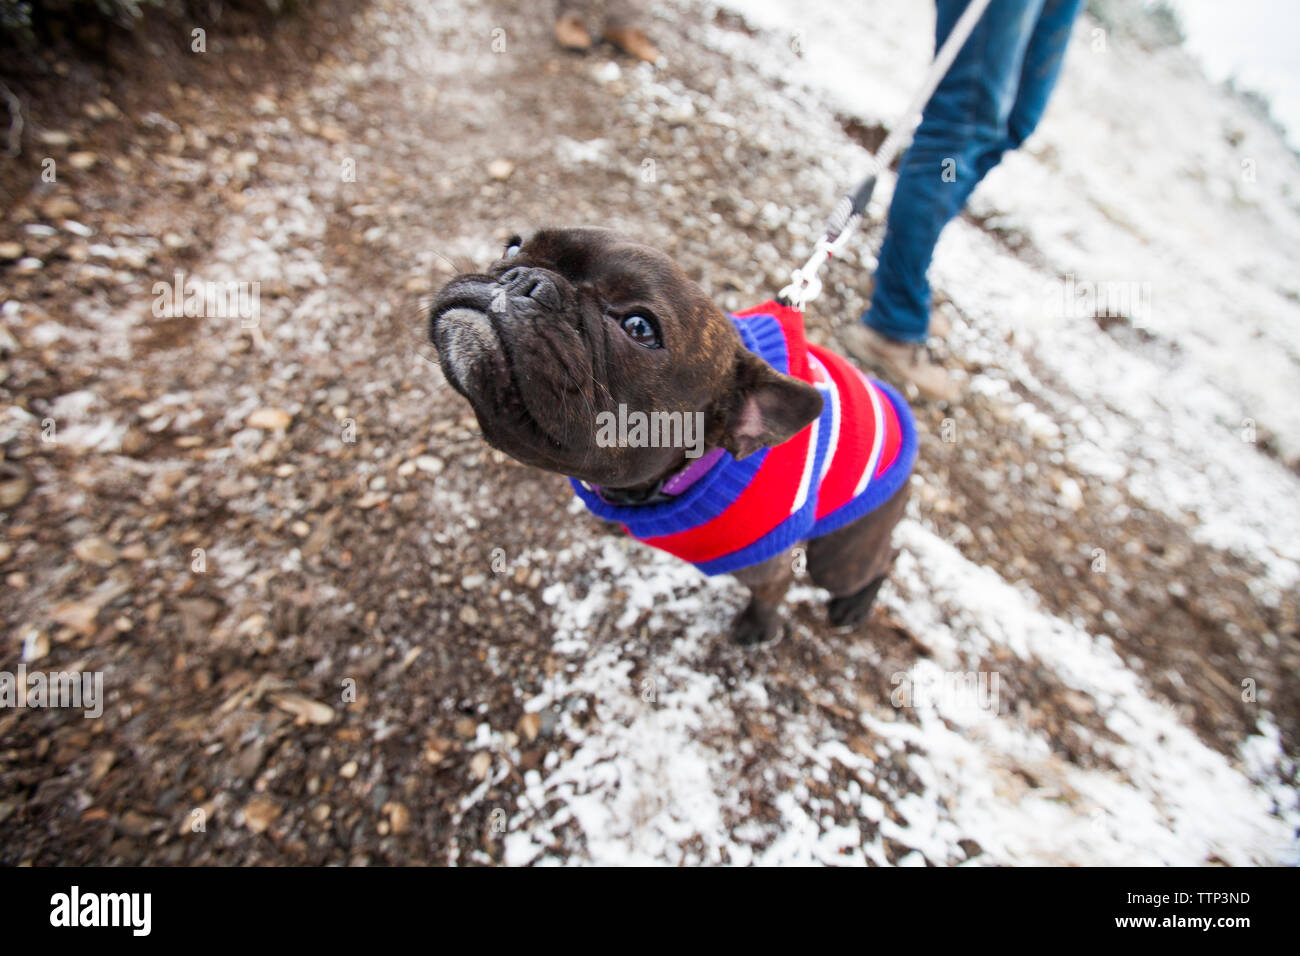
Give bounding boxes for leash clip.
[778,214,861,310]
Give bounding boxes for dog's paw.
[827,577,886,629]
[730,603,784,648]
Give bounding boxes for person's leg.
[1005,0,1086,148]
[864,0,1045,343]
[959,0,1085,195]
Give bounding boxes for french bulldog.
[427,227,915,646]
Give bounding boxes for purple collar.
[589,447,726,506]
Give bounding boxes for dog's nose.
[497,267,561,309]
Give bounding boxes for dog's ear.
[717,349,823,461]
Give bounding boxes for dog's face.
[427,228,821,489]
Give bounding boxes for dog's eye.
[504,235,522,258]
[620,313,661,348]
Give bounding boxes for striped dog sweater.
[571,300,917,575]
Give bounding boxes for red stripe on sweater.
[641,420,812,563]
[642,302,811,563]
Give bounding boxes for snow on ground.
[496,0,1300,864]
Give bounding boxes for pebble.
[382,801,412,834]
[90,750,116,785]
[241,796,281,834]
[339,760,359,779]
[517,712,541,743]
[271,693,336,725]
[458,605,480,626]
[414,455,444,475]
[424,739,449,765]
[247,407,292,430]
[469,751,492,780]
[0,242,23,260]
[50,601,99,637]
[73,536,118,567]
[67,152,98,170]
[40,197,79,220]
[487,159,514,181]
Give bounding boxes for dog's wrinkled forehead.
[518,228,687,300]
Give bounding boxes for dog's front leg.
[729,550,794,647]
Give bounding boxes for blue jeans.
[864,0,1085,342]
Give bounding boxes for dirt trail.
[1,0,1296,864]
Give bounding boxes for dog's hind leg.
[806,481,911,629]
[827,574,888,628]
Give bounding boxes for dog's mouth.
[430,299,573,458]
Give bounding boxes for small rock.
[73,536,118,567]
[487,158,515,181]
[270,693,336,726]
[241,796,281,834]
[517,712,541,743]
[454,717,478,739]
[339,760,359,779]
[50,601,99,637]
[0,242,24,260]
[40,196,79,220]
[247,407,292,430]
[424,738,450,765]
[67,152,98,170]
[469,751,492,780]
[89,750,116,785]
[382,801,412,834]
[414,455,445,475]
[458,605,480,626]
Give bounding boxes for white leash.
[779,0,995,310]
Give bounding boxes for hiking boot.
[841,323,962,403]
